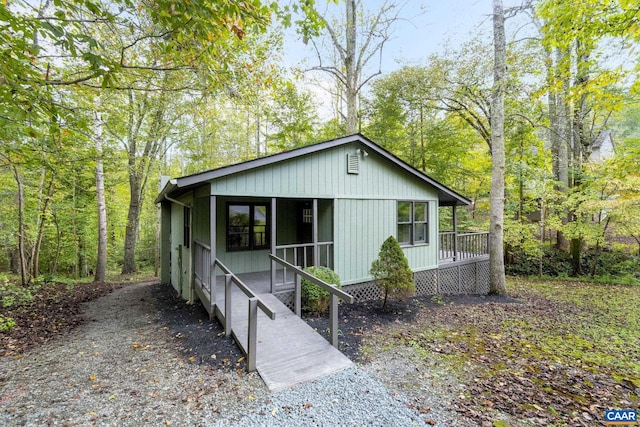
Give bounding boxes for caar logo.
[605,410,638,426]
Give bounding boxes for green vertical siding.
[334,198,438,285]
[209,143,438,200]
[317,199,333,242]
[192,196,210,244]
[160,202,171,285]
[214,196,271,274]
[187,141,443,282]
[170,202,191,296]
[334,199,394,285]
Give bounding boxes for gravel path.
[0,281,469,426]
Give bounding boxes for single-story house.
[155,133,489,316]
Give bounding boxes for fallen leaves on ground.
[366,278,640,426]
[0,282,125,356]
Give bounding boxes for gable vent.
[347,153,360,174]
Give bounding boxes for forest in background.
[1,0,639,287]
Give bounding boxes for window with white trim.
[397,201,428,245]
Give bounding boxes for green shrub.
[301,266,341,314]
[0,279,34,308]
[0,315,16,332]
[370,235,415,309]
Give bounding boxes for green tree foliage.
[370,236,415,309]
[0,0,317,280]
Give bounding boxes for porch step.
[217,274,353,392]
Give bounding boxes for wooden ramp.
[216,272,353,392]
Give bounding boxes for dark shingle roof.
[156,134,470,206]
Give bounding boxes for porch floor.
[214,271,353,392]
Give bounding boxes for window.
[227,203,270,251]
[397,201,428,245]
[183,206,191,248]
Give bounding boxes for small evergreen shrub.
[301,266,341,314]
[370,235,415,309]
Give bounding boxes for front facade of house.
[156,134,487,310]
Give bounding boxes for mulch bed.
[148,284,247,371]
[0,280,247,370]
[303,293,520,361]
[0,281,125,357]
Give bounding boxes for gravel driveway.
[0,281,470,426]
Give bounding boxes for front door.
[297,201,314,266]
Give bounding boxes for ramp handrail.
[269,254,353,348]
[215,258,276,372]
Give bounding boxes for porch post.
[270,197,276,293]
[452,205,458,262]
[209,195,217,317]
[313,198,319,266]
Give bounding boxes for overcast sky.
[280,1,514,119]
[282,1,514,72]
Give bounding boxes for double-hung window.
[397,201,428,245]
[227,203,270,251]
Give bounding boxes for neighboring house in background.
[155,134,489,320]
[588,130,615,162]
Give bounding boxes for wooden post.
[270,197,276,293]
[247,297,258,372]
[224,274,232,336]
[313,198,319,266]
[209,196,217,316]
[329,293,338,348]
[452,205,458,261]
[294,272,301,317]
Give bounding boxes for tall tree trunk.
[345,0,358,134]
[95,106,108,282]
[489,0,507,295]
[570,41,590,276]
[10,165,28,286]
[121,86,167,274]
[122,180,141,274]
[30,174,55,279]
[547,45,571,250]
[51,211,61,275]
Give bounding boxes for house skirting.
[343,257,490,302]
[273,257,491,306]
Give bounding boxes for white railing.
[272,242,333,289]
[269,254,353,348]
[439,231,489,262]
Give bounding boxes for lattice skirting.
[438,259,490,295]
[343,259,490,301]
[343,281,382,302]
[414,269,437,295]
[273,290,295,311]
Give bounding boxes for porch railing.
[439,231,489,262]
[272,241,333,289]
[269,254,353,348]
[194,240,212,300]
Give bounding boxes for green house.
[156,134,489,315]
